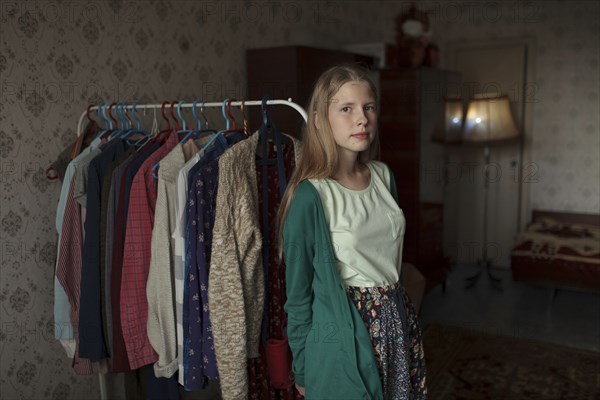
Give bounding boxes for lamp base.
[465,258,502,290]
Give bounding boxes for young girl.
[278,64,427,399]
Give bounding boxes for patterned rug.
[423,324,600,399]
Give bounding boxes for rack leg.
[99,372,107,400]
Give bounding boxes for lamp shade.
[432,97,464,144]
[462,94,519,143]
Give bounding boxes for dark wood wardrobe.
[378,67,461,292]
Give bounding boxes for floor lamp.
[461,94,519,290]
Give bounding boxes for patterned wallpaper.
[1,0,598,399]
[380,0,599,214]
[0,1,381,399]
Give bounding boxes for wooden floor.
[419,263,600,352]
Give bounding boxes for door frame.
[446,36,537,234]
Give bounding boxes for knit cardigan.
[208,132,302,400]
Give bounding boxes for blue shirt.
[79,139,129,360]
[183,132,244,390]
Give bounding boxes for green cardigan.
[283,174,399,400]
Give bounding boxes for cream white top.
[309,161,405,287]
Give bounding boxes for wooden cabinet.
[378,67,461,292]
[246,46,374,138]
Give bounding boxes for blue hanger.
[197,128,224,155]
[222,98,231,130]
[129,101,152,147]
[191,99,203,130]
[131,101,142,130]
[120,102,131,130]
[92,102,111,141]
[115,102,150,145]
[98,102,108,129]
[177,100,188,131]
[103,103,113,130]
[152,100,188,178]
[117,102,125,130]
[110,102,127,139]
[152,100,217,179]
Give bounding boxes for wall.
[0,1,382,399]
[378,0,599,267]
[407,0,598,214]
[2,1,599,398]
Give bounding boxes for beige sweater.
[208,132,301,399]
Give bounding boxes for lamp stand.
[465,144,503,290]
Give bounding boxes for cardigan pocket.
[333,350,369,397]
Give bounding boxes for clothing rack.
[77,98,308,136]
[74,98,307,400]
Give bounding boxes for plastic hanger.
[108,102,119,129]
[100,103,111,130]
[133,101,169,153]
[240,100,249,136]
[118,102,150,145]
[121,102,133,130]
[92,103,114,141]
[224,98,234,130]
[115,102,128,134]
[151,100,187,178]
[194,100,209,130]
[86,104,95,124]
[170,100,181,131]
[177,100,188,132]
[153,100,217,179]
[132,101,142,130]
[179,100,217,144]
[195,98,240,153]
[98,102,119,140]
[259,95,290,145]
[168,100,229,178]
[113,103,128,137]
[220,98,247,137]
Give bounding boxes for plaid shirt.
[56,173,93,374]
[121,131,178,369]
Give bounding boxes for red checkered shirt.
[56,173,94,374]
[120,131,179,369]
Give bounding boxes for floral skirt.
[346,281,427,400]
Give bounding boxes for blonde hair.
[276,63,380,258]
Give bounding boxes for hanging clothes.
[183,132,246,390]
[207,132,301,399]
[46,119,98,182]
[103,145,139,363]
[121,131,179,370]
[110,139,163,371]
[55,173,94,375]
[248,139,301,400]
[53,100,310,400]
[173,136,224,385]
[99,146,137,358]
[146,137,202,378]
[54,135,104,358]
[80,138,131,361]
